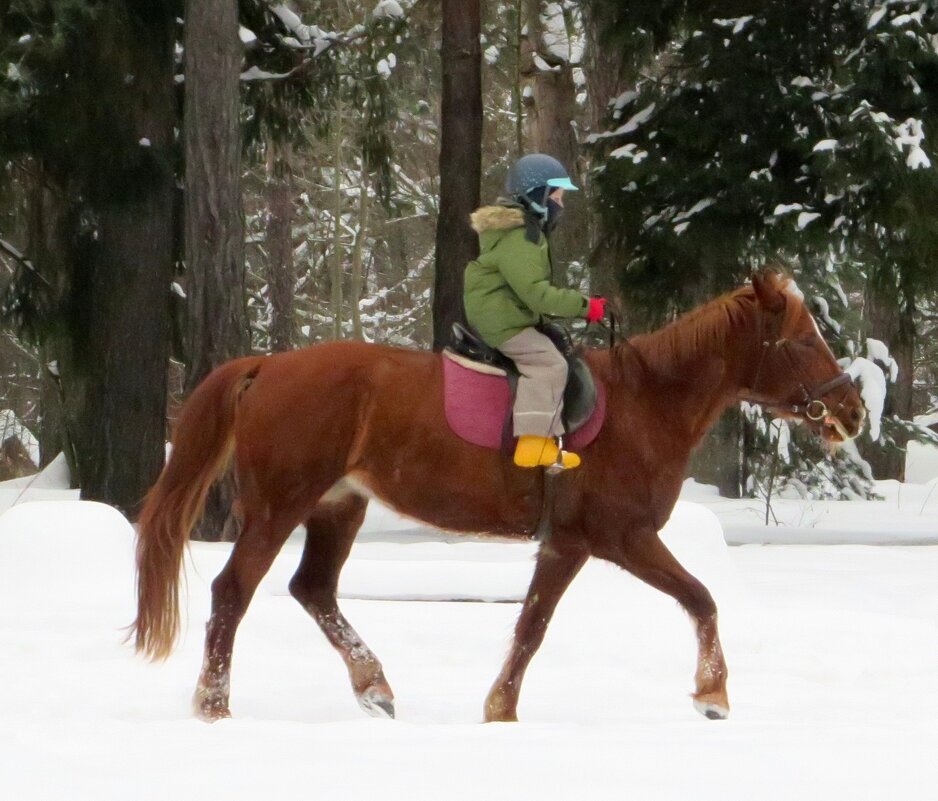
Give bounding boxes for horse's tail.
[132,356,263,661]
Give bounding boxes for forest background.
[2,0,938,539]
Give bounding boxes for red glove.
[585,296,607,324]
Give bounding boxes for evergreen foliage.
[590,0,938,316]
[239,2,405,208]
[586,0,938,495]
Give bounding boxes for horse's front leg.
[605,527,729,719]
[484,541,588,722]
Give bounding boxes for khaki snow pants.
[498,327,568,438]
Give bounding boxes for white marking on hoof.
[693,699,729,720]
[357,687,395,719]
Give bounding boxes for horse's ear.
[751,270,786,313]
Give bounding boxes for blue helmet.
[505,153,579,212]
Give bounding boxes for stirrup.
[549,437,581,473]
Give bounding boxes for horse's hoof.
[193,691,232,723]
[357,687,395,719]
[693,698,729,720]
[483,712,519,723]
[483,696,519,722]
[194,703,232,723]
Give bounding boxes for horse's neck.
[626,297,758,444]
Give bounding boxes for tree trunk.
[433,0,482,350]
[331,102,345,340]
[27,171,72,471]
[689,407,744,498]
[350,167,370,340]
[520,1,586,286]
[65,7,175,515]
[183,0,249,540]
[581,2,627,301]
[684,261,747,497]
[265,142,295,352]
[859,278,915,480]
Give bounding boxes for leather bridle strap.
[749,332,854,422]
[790,370,853,421]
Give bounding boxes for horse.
[132,270,864,723]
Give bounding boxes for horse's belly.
[336,465,539,539]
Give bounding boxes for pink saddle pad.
[441,352,606,452]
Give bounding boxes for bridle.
[747,311,856,433]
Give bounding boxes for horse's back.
[230,341,441,489]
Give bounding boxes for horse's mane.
[624,274,804,376]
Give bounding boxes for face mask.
[544,197,564,233]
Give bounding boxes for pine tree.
[586,0,938,490]
[0,1,178,514]
[434,0,481,350]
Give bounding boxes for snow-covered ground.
[1,471,937,800]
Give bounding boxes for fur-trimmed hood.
[469,204,525,234]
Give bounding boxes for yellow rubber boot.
[513,435,581,470]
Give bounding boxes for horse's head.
[744,271,865,444]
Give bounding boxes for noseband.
[749,332,854,423]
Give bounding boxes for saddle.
[444,323,604,449]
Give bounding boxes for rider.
[463,153,607,470]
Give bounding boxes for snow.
[868,6,888,29]
[866,337,899,382]
[590,103,656,142]
[533,53,559,73]
[811,295,841,333]
[713,16,754,35]
[270,4,315,41]
[673,198,715,222]
[2,458,938,801]
[240,66,291,82]
[540,3,573,63]
[796,211,821,229]
[373,0,405,20]
[812,138,838,152]
[846,357,888,440]
[892,11,924,28]
[609,143,648,163]
[894,118,931,169]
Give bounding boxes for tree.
[0,1,178,514]
[521,1,588,285]
[586,0,938,490]
[183,0,250,395]
[264,140,296,352]
[433,0,482,350]
[581,0,627,300]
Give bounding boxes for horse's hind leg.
[194,510,296,722]
[484,541,588,722]
[288,494,395,719]
[608,528,729,720]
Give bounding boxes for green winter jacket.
[463,205,589,347]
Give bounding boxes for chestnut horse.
[133,271,863,723]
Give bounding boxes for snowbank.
[0,452,77,515]
[0,497,936,801]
